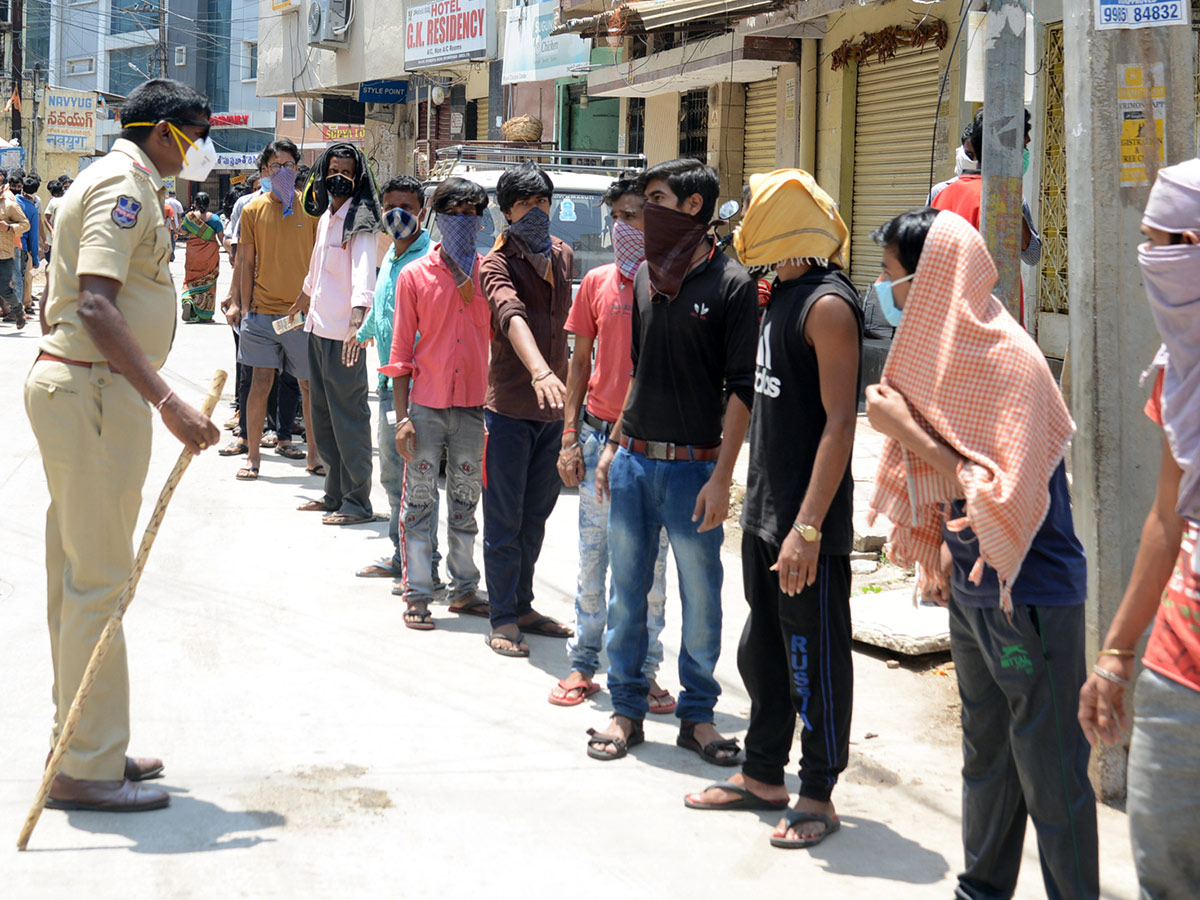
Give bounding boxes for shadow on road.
[59,790,285,854]
[806,814,950,883]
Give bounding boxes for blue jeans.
[606,447,724,722]
[402,403,483,602]
[568,418,667,678]
[482,410,563,628]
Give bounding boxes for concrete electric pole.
[979,0,1026,318]
[1063,5,1195,800]
[10,0,21,147]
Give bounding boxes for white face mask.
[170,124,218,182]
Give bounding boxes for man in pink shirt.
[380,177,492,630]
[290,144,380,525]
[552,176,674,711]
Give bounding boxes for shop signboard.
[404,0,495,70]
[502,0,591,84]
[43,87,97,154]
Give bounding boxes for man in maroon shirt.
[478,162,575,657]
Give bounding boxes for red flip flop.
[548,679,601,707]
[648,686,677,715]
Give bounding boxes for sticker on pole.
[1097,0,1187,29]
[1118,64,1166,187]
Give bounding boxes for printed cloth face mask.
[384,207,421,242]
[612,220,645,280]
[874,273,915,327]
[508,206,552,255]
[269,165,299,217]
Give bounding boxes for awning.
[553,0,789,37]
[587,31,784,97]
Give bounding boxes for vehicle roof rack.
[431,144,648,178]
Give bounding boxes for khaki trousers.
[25,359,151,780]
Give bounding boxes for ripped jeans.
[401,403,484,603]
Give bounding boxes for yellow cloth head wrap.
[732,169,849,270]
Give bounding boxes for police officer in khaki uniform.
[24,79,221,813]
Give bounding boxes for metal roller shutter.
[848,47,943,291]
[476,96,489,140]
[743,79,777,180]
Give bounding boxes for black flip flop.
[586,720,645,761]
[485,631,529,658]
[521,614,574,638]
[770,810,841,849]
[684,781,790,811]
[404,606,436,631]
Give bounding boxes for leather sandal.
[677,720,742,767]
[586,718,645,761]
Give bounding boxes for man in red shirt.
[931,109,1035,321]
[551,176,674,711]
[381,177,492,631]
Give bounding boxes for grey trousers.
[307,334,373,519]
[949,600,1099,900]
[1128,668,1200,900]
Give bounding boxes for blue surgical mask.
[259,176,272,194]
[874,273,915,327]
[1022,147,1030,176]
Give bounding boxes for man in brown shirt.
[0,171,30,328]
[477,162,574,657]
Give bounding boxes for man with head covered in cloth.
[291,143,381,526]
[864,208,1097,899]
[683,171,863,851]
[1078,158,1200,899]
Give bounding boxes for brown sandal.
[586,719,645,761]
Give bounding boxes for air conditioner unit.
[365,101,393,123]
[308,0,349,50]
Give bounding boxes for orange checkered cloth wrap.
[866,212,1074,614]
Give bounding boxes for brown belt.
[620,436,721,462]
[36,351,123,376]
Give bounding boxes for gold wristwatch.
[791,522,822,542]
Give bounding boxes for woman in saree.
[180,191,224,322]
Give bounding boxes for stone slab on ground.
[853,589,951,655]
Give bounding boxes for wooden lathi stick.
[17,369,227,851]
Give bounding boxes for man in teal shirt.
[351,175,431,581]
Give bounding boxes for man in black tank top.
[685,171,863,851]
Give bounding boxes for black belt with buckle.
[582,409,612,433]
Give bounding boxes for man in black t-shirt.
[684,171,862,850]
[586,160,757,765]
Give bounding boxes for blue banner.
[359,80,410,104]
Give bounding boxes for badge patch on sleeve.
[111,195,142,228]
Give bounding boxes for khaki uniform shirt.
[0,188,30,259]
[40,139,175,368]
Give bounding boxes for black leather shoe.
[125,756,165,781]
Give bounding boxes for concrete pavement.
[0,258,1138,898]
